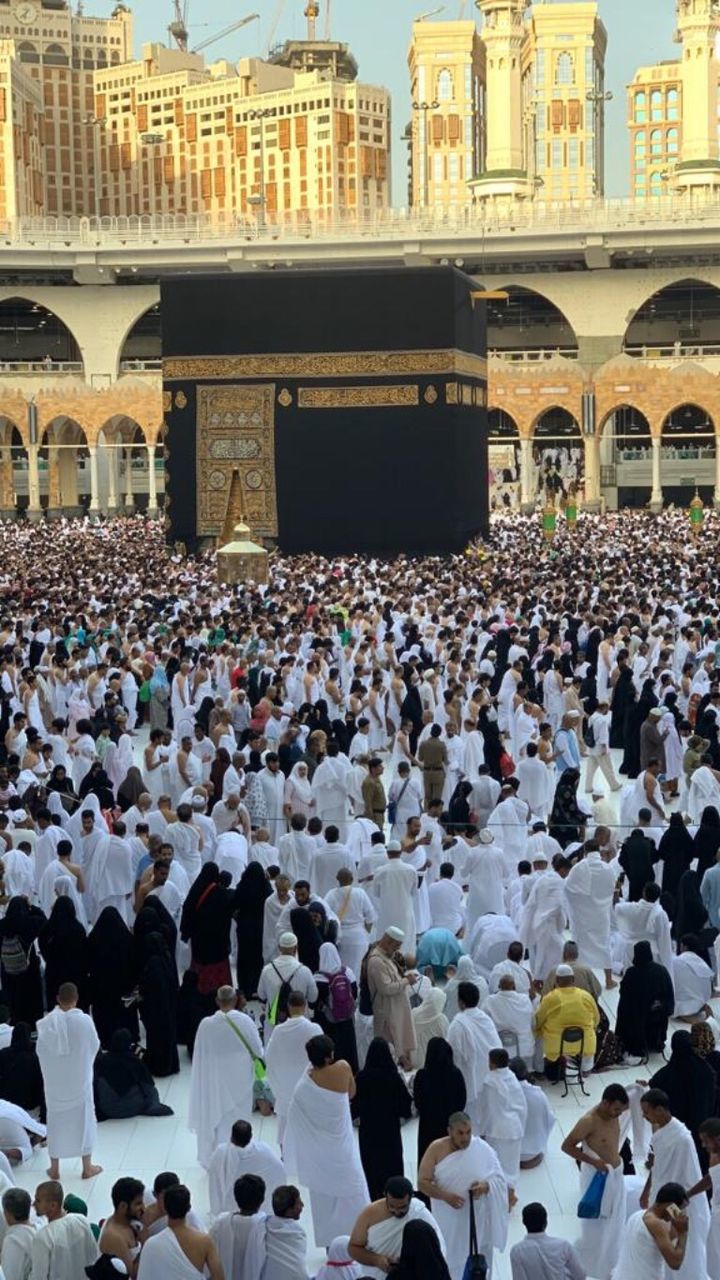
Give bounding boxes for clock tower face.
[14,2,39,25]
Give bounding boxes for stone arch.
[598,404,652,441]
[99,416,149,512]
[661,402,716,453]
[40,418,89,514]
[488,410,520,513]
[486,285,578,356]
[624,277,720,352]
[532,407,584,505]
[117,302,161,375]
[0,296,83,370]
[0,393,30,448]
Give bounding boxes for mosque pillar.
[107,442,119,513]
[583,434,601,511]
[519,437,534,514]
[26,444,42,522]
[147,444,158,513]
[0,447,15,519]
[650,435,663,513]
[88,446,101,513]
[714,439,720,509]
[46,446,62,520]
[124,447,135,511]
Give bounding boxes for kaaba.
[162,266,489,556]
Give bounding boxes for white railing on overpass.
[5,193,720,249]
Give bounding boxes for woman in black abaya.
[86,906,139,1049]
[0,1023,45,1117]
[234,862,271,998]
[614,941,674,1059]
[94,1028,173,1121]
[138,932,179,1078]
[657,813,695,909]
[610,663,635,751]
[693,806,720,883]
[180,862,235,996]
[650,1029,716,1150]
[38,895,88,1010]
[413,1036,467,1165]
[352,1037,412,1200]
[0,896,46,1028]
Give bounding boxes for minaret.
[675,0,720,191]
[471,0,532,202]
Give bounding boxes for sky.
[129,0,675,202]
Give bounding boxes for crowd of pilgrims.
[0,512,720,1276]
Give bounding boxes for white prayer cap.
[387,840,402,853]
[386,926,405,942]
[566,710,581,719]
[279,933,298,949]
[281,702,295,715]
[650,707,664,717]
[556,964,575,978]
[532,852,549,864]
[479,830,494,845]
[563,677,573,685]
[191,795,206,811]
[11,810,27,822]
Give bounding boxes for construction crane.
[324,0,331,40]
[265,0,287,54]
[169,0,189,52]
[305,0,320,41]
[192,12,260,54]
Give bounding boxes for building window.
[551,138,562,169]
[448,153,459,181]
[536,49,545,88]
[650,169,662,194]
[635,131,647,155]
[650,128,662,156]
[437,69,454,102]
[433,152,443,182]
[464,65,472,100]
[667,127,679,155]
[634,91,647,123]
[569,137,579,169]
[555,52,574,86]
[667,88,678,121]
[651,90,662,121]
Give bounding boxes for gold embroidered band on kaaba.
[164,349,487,382]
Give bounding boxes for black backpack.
[269,962,298,1028]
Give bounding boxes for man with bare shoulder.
[98,1177,145,1277]
[136,1184,223,1279]
[348,1175,444,1279]
[613,1183,689,1279]
[561,1084,629,1280]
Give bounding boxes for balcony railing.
[624,343,720,360]
[490,348,579,363]
[0,359,84,374]
[4,192,720,250]
[119,359,162,373]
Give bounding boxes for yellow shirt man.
[534,975,599,1062]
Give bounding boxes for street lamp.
[248,107,274,231]
[586,89,613,198]
[412,99,439,208]
[83,115,104,222]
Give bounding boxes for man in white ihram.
[447,981,501,1131]
[564,846,618,991]
[188,985,263,1169]
[30,1179,98,1279]
[419,1111,509,1279]
[35,982,102,1182]
[265,991,324,1146]
[208,1119,286,1216]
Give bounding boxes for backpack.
[358,945,376,1016]
[584,719,595,749]
[1,935,28,976]
[498,749,515,780]
[321,970,356,1023]
[268,962,298,1028]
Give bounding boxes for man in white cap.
[565,843,618,990]
[520,852,569,984]
[554,712,582,776]
[372,842,417,953]
[265,992,324,1146]
[464,830,505,934]
[257,933,318,1046]
[366,929,417,1067]
[189,791,217,862]
[515,743,553,822]
[640,706,668,774]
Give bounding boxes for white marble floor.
[9,741,699,1279]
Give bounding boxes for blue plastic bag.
[577,1169,608,1219]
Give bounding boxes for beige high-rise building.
[0,39,45,221]
[522,1,608,203]
[93,41,390,222]
[628,63,681,200]
[407,19,485,208]
[629,2,720,200]
[0,0,133,217]
[409,2,607,209]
